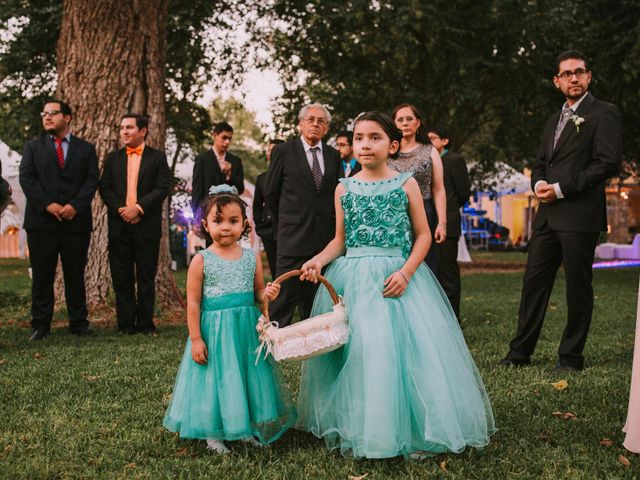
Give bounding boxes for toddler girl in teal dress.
[163,186,296,453]
[298,112,495,459]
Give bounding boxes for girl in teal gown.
[298,112,495,459]
[163,186,296,453]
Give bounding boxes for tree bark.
[55,0,180,311]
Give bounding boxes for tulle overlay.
[163,292,296,443]
[297,174,494,458]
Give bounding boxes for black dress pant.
[436,235,461,320]
[268,254,320,327]
[261,236,278,280]
[27,227,90,331]
[108,224,160,333]
[506,224,599,369]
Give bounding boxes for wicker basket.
[255,269,348,363]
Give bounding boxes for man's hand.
[118,205,141,223]
[220,159,232,180]
[536,184,558,204]
[59,204,77,221]
[46,203,64,221]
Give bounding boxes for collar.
[440,148,449,157]
[562,92,589,113]
[343,158,356,166]
[212,146,226,158]
[51,132,72,143]
[301,136,323,154]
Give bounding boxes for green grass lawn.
[0,258,639,479]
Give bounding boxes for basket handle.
[261,269,340,317]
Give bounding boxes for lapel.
[63,135,77,171]
[137,146,153,183]
[551,93,595,158]
[42,135,60,171]
[293,138,316,190]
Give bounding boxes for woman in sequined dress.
[390,103,447,274]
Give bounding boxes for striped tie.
[54,138,65,169]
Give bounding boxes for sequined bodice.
[388,143,433,199]
[200,248,256,298]
[340,173,413,258]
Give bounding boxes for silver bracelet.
[397,270,410,284]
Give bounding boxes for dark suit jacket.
[99,146,171,239]
[532,93,622,233]
[265,138,339,257]
[19,134,99,232]
[253,171,274,240]
[441,151,471,237]
[191,149,244,211]
[338,158,362,178]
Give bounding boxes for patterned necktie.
[54,138,65,169]
[553,108,573,149]
[310,147,323,190]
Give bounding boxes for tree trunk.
[55,0,181,311]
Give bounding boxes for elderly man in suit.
[501,50,623,372]
[19,99,99,340]
[265,103,340,326]
[100,114,171,335]
[192,121,244,215]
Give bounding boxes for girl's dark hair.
[196,192,251,242]
[391,103,430,144]
[354,111,403,158]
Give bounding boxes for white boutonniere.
[570,114,585,133]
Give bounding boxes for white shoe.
[409,451,430,460]
[206,439,229,454]
[242,437,267,448]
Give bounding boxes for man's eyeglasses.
[556,68,589,80]
[40,110,62,118]
[304,116,327,126]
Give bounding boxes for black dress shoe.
[118,327,137,335]
[70,326,92,337]
[29,329,50,341]
[499,357,531,368]
[553,363,581,373]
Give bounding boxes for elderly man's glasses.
[556,68,589,80]
[40,110,62,117]
[304,116,327,126]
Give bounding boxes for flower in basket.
[570,114,585,133]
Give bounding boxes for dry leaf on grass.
[618,454,631,466]
[439,460,448,471]
[552,411,578,420]
[83,375,99,381]
[550,379,569,391]
[176,447,189,457]
[599,438,613,447]
[33,352,45,359]
[0,358,8,365]
[348,474,368,480]
[125,463,137,469]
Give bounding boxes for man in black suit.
[254,139,284,277]
[100,114,171,334]
[19,99,99,340]
[428,127,470,321]
[501,50,623,372]
[265,103,340,326]
[191,121,244,214]
[336,130,361,178]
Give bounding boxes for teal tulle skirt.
[163,292,296,443]
[296,247,496,459]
